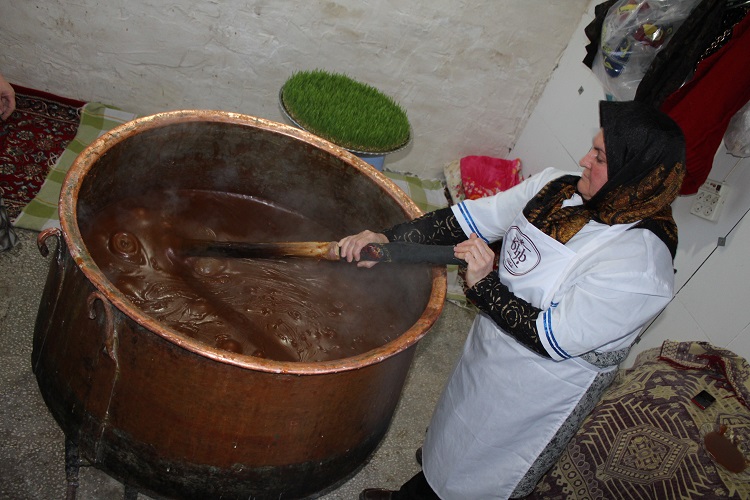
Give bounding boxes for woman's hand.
[454,233,494,288]
[337,230,389,268]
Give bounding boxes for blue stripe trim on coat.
[457,202,489,243]
[543,303,570,359]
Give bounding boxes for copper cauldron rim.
[58,109,447,375]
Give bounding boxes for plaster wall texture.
[0,0,589,179]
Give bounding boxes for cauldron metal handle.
[37,227,61,259]
[87,291,119,364]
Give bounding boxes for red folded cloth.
[460,156,522,200]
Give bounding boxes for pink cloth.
[459,156,522,200]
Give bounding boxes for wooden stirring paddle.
[183,239,466,266]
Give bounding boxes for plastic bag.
[724,99,750,158]
[593,0,701,100]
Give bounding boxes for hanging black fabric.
[633,0,728,106]
[583,0,618,69]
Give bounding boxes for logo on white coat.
[503,226,540,276]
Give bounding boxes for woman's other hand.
[455,233,494,287]
[0,74,16,121]
[337,230,389,268]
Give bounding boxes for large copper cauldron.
[32,110,446,499]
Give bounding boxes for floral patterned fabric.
[0,86,83,220]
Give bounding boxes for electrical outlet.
[690,179,727,221]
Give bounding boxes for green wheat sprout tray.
[280,70,411,155]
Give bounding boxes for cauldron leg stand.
[64,435,140,500]
[64,436,80,500]
[123,485,139,500]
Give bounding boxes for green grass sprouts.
[281,70,410,154]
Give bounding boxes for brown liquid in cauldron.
[81,189,430,362]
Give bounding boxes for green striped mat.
[13,103,137,231]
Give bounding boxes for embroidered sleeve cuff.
[383,207,467,244]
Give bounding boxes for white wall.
[510,1,750,366]
[0,0,589,179]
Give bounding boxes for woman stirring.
[339,100,686,499]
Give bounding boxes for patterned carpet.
[530,341,750,499]
[0,86,84,219]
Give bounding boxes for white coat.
[422,168,675,499]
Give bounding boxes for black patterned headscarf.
[523,101,686,258]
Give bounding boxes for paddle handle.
[361,242,466,266]
[184,239,466,266]
[183,240,340,260]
